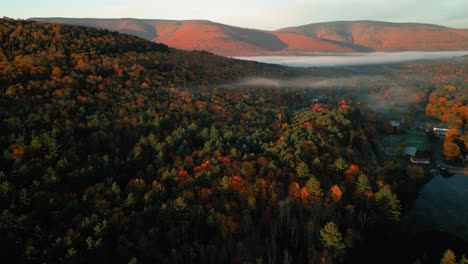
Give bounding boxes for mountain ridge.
[28,17,468,56]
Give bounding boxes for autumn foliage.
[0,18,460,263]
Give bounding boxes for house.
[403,147,418,157]
[410,150,431,164]
[403,147,431,164]
[390,120,401,129]
[312,93,328,104]
[432,127,449,136]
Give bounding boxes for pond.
[404,174,468,241]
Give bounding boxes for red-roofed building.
[410,150,431,164]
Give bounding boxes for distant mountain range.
[29,18,468,56]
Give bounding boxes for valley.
[0,17,466,263]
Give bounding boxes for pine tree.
[319,221,345,257]
[440,249,456,264]
[334,157,347,172]
[459,254,468,264]
[305,176,323,199]
[356,174,371,193]
[374,185,402,222]
[296,161,311,178]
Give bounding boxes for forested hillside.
[0,18,466,263]
[29,18,468,56]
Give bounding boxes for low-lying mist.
[228,74,427,116]
[234,76,387,89]
[236,51,468,67]
[226,52,468,115]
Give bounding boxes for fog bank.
[229,74,428,115]
[236,51,468,67]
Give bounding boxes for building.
[410,150,431,164]
[390,120,401,129]
[432,128,449,136]
[403,147,418,157]
[403,147,431,164]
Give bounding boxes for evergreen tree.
[440,249,457,264]
[374,185,402,222]
[319,221,346,257]
[306,176,323,199]
[459,254,468,264]
[356,174,371,193]
[296,161,311,178]
[334,157,347,172]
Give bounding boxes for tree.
[356,174,371,193]
[288,182,301,200]
[443,140,461,160]
[406,165,425,182]
[124,193,136,208]
[460,254,468,264]
[334,157,347,172]
[305,176,323,199]
[343,228,354,248]
[312,157,321,171]
[319,221,345,257]
[440,249,456,264]
[344,164,360,183]
[374,185,402,222]
[329,185,343,203]
[296,161,311,178]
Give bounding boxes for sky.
[4,0,468,30]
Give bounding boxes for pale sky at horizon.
[4,0,468,30]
